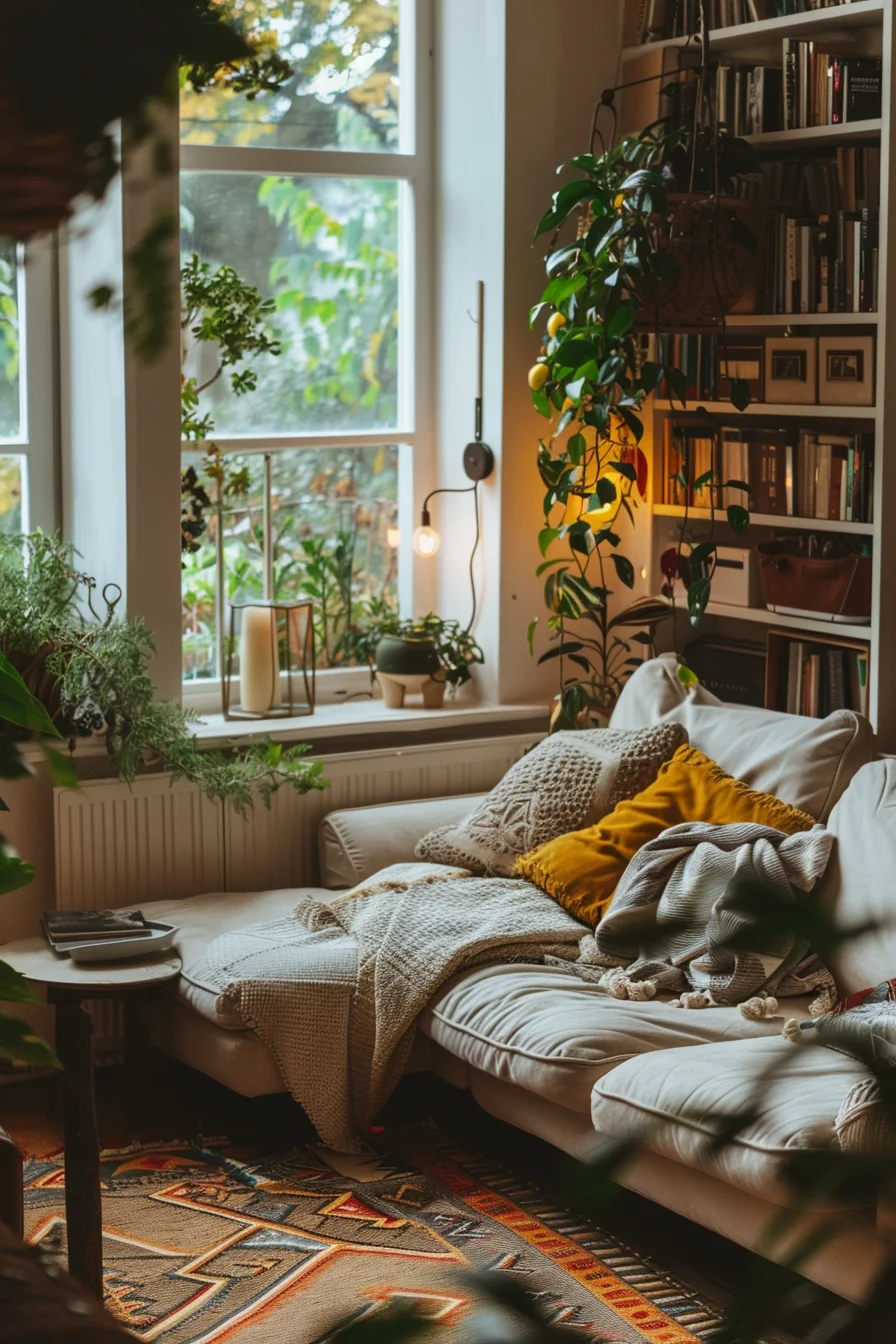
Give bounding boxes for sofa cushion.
[591,1035,868,1206]
[416,723,687,876]
[517,745,815,925]
[141,886,337,1029]
[814,758,896,993]
[420,963,814,1115]
[319,794,487,890]
[610,655,872,821]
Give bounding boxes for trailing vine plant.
[529,26,760,729]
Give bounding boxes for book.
[43,909,150,946]
[844,58,883,122]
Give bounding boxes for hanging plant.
[528,20,760,728]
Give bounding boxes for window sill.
[190,698,549,749]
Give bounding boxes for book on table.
[43,909,151,949]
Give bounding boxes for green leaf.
[0,962,39,1005]
[687,576,711,626]
[664,365,688,405]
[616,406,644,443]
[554,335,596,367]
[565,376,586,404]
[0,654,58,736]
[640,361,664,393]
[610,554,635,589]
[535,558,567,576]
[0,1010,59,1069]
[590,476,618,509]
[730,378,752,412]
[678,664,700,688]
[567,433,586,465]
[727,504,750,536]
[527,619,538,657]
[0,738,32,783]
[694,469,714,491]
[42,747,79,790]
[611,459,638,483]
[538,527,559,557]
[532,384,551,418]
[0,842,34,897]
[606,302,634,341]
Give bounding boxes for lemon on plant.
[547,311,566,339]
[528,362,549,391]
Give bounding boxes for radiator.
[52,732,539,1055]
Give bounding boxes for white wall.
[433,0,624,705]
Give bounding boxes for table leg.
[53,994,103,1298]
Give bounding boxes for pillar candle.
[239,607,282,713]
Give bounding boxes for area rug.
[23,1123,725,1344]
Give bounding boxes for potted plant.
[345,605,484,710]
[0,532,327,812]
[528,14,758,730]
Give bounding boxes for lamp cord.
[420,482,480,634]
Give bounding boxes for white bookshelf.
[635,2,893,740]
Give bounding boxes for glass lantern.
[223,599,315,720]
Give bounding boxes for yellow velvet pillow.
[516,744,816,926]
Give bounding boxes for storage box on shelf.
[636,0,895,742]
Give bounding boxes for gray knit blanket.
[586,821,836,1007]
[202,862,586,1152]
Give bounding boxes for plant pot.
[375,635,445,711]
[655,195,755,328]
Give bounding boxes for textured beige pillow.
[415,722,688,876]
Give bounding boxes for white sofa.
[142,659,892,1306]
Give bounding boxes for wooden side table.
[0,938,181,1299]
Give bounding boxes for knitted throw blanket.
[587,821,836,1009]
[203,862,585,1151]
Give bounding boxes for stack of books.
[756,150,881,313]
[782,639,868,716]
[714,52,881,136]
[631,0,857,45]
[663,422,874,522]
[43,909,152,952]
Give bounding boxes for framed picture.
[818,336,875,407]
[763,337,817,405]
[717,343,764,401]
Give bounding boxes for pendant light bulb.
[413,524,441,558]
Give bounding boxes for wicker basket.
[0,91,89,240]
[655,195,755,328]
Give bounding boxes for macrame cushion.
[415,723,687,878]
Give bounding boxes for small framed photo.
[718,343,764,401]
[818,336,875,407]
[764,337,817,405]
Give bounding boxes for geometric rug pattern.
[23,1123,725,1344]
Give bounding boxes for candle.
[239,607,282,713]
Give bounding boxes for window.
[0,239,56,535]
[180,0,429,688]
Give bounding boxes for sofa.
[142,657,893,1306]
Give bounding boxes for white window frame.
[0,237,59,534]
[181,0,433,708]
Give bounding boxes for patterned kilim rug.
[23,1123,726,1344]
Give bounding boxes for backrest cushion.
[517,744,816,926]
[610,655,873,821]
[815,759,896,993]
[319,794,486,889]
[415,722,687,876]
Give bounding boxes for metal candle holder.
[217,451,316,719]
[222,599,315,720]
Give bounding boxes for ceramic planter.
[375,635,447,710]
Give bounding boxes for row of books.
[781,639,868,716]
[765,206,879,314]
[714,52,881,137]
[784,46,881,130]
[630,0,856,45]
[663,422,874,522]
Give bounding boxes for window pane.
[0,243,21,441]
[181,173,400,436]
[180,0,399,152]
[182,444,399,681]
[0,456,25,534]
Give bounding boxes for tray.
[64,921,179,964]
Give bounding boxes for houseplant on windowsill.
[344,607,484,711]
[0,531,327,813]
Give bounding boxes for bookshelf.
[628,1,896,745]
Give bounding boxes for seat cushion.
[420,964,814,1115]
[610,655,872,821]
[141,886,337,1029]
[591,1035,869,1206]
